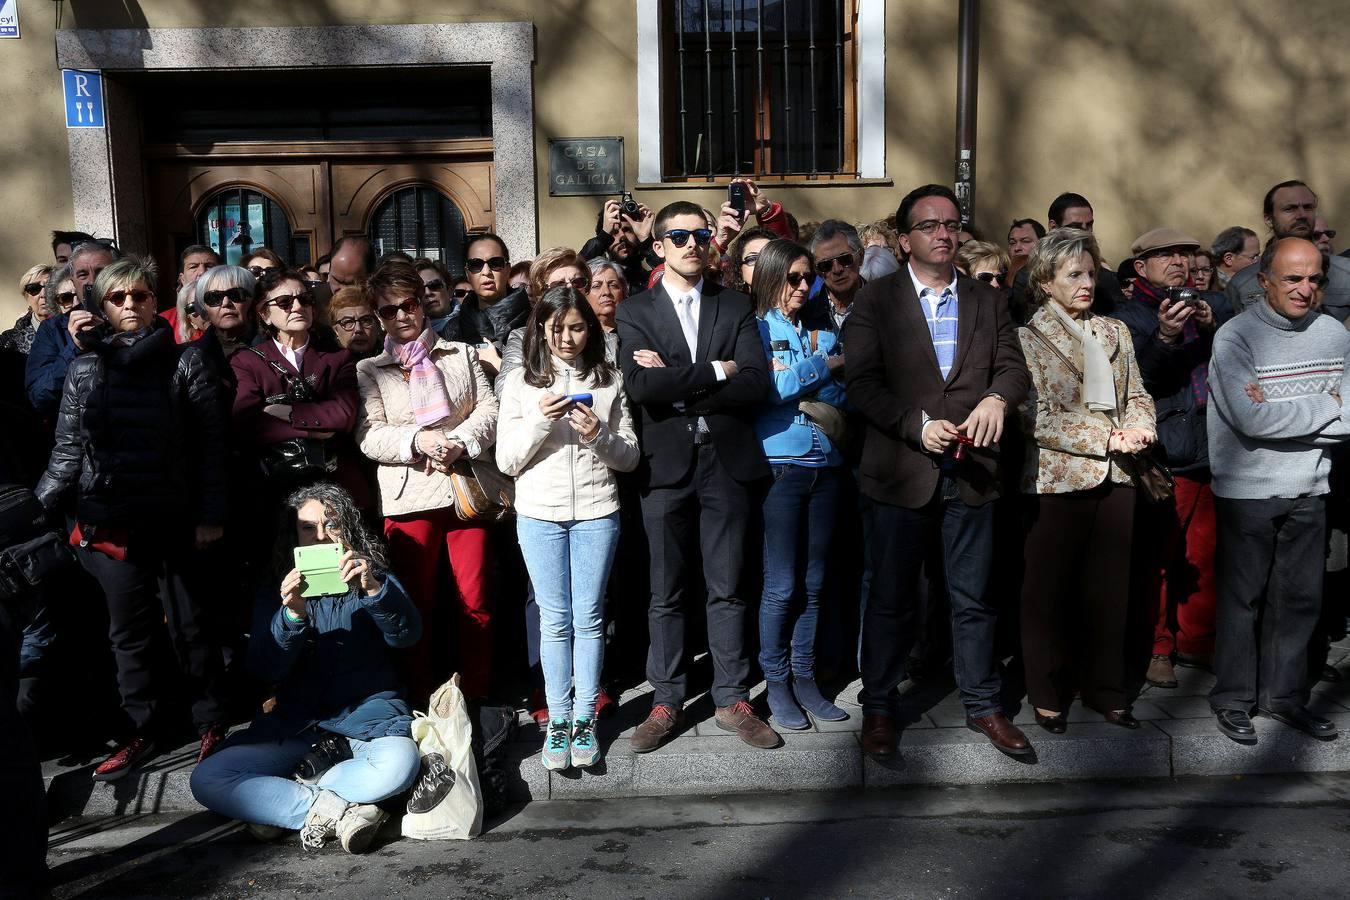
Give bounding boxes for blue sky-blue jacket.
[754,309,848,459]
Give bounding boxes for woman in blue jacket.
[750,240,850,730]
[191,482,422,855]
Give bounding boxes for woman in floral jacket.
[1016,228,1156,734]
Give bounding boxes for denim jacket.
[754,308,847,462]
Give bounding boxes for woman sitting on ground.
[190,482,422,854]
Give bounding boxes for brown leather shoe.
[968,712,1034,757]
[861,714,897,757]
[1146,654,1178,688]
[714,700,782,749]
[630,703,683,753]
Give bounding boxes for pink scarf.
[389,328,452,426]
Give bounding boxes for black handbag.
[0,484,73,602]
[247,348,339,481]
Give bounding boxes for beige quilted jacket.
[356,337,499,517]
[1016,305,1157,495]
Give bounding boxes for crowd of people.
[4,175,1349,865]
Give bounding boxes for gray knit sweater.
[1207,299,1350,499]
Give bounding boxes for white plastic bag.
[401,673,484,840]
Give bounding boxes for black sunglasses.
[303,279,326,290]
[465,256,507,274]
[663,228,713,248]
[266,292,314,312]
[451,288,472,300]
[976,271,1008,284]
[54,291,78,308]
[203,287,250,308]
[23,282,45,296]
[249,265,281,278]
[423,279,446,292]
[786,272,816,289]
[815,254,856,275]
[548,275,592,292]
[377,297,422,321]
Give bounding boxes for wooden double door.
[145,138,495,286]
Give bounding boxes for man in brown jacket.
[844,184,1032,759]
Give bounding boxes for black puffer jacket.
[446,287,532,351]
[35,318,227,529]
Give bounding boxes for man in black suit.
[845,184,1033,759]
[616,201,778,752]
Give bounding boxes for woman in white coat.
[496,286,639,771]
[355,260,498,705]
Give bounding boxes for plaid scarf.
[388,328,452,426]
[1133,280,1208,407]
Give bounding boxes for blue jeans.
[859,488,1000,717]
[516,513,620,721]
[190,733,420,830]
[759,465,841,682]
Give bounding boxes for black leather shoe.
[1260,706,1339,740]
[1215,708,1256,742]
[1034,711,1067,734]
[1100,709,1140,730]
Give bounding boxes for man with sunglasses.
[805,220,866,340]
[845,183,1032,761]
[26,240,120,416]
[444,232,530,379]
[616,201,776,753]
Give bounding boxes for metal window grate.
[370,186,468,278]
[665,0,855,180]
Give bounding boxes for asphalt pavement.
[45,773,1350,899]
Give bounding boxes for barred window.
[662,0,857,181]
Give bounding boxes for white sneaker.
[541,718,571,770]
[300,789,349,851]
[336,803,389,854]
[570,717,602,768]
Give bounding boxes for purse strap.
[1023,323,1083,382]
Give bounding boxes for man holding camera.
[1116,228,1234,689]
[582,195,656,291]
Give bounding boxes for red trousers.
[1149,475,1218,656]
[384,507,493,703]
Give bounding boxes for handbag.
[1023,323,1174,503]
[796,330,851,451]
[402,674,484,841]
[448,458,515,523]
[247,348,339,481]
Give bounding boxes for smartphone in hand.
[728,182,746,216]
[566,392,594,408]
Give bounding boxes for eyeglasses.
[909,219,962,236]
[376,297,422,321]
[785,272,815,289]
[105,289,155,306]
[423,279,445,292]
[266,292,314,312]
[249,265,280,278]
[451,288,472,300]
[1192,266,1215,276]
[976,270,1008,284]
[1314,229,1338,240]
[465,256,507,274]
[203,287,250,308]
[741,253,760,268]
[815,254,857,275]
[54,291,78,309]
[23,282,45,296]
[303,279,326,290]
[663,228,713,248]
[336,314,378,331]
[548,275,591,291]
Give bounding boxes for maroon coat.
[230,339,358,445]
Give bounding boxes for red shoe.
[596,688,616,719]
[93,737,157,782]
[197,725,228,763]
[528,690,549,726]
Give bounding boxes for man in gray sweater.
[1207,236,1350,743]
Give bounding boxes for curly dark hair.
[273,482,389,584]
[724,226,777,291]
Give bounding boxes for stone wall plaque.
[548,137,624,196]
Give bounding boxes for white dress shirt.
[273,338,308,372]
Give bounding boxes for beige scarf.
[1048,303,1117,417]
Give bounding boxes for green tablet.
[294,543,348,598]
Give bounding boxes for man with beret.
[1115,227,1235,690]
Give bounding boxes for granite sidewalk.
[42,639,1350,819]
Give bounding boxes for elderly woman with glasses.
[355,259,498,703]
[0,265,54,354]
[956,240,1012,294]
[329,286,383,360]
[36,254,230,781]
[230,270,365,513]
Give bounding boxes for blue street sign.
[63,70,105,128]
[0,0,19,40]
